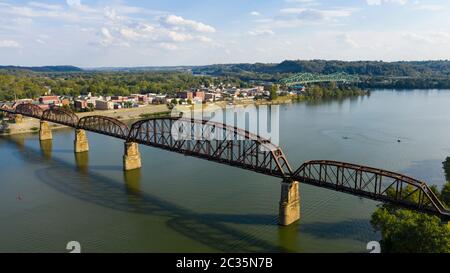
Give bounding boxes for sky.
[0,0,449,67]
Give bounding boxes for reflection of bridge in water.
[1,103,449,225]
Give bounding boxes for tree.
[442,183,450,208]
[171,98,178,105]
[269,85,278,100]
[441,157,450,207]
[371,208,450,253]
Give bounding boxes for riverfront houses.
[0,83,296,113]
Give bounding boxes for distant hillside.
[0,65,83,72]
[86,66,192,72]
[191,60,450,78]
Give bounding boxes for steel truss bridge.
[1,103,449,220]
[280,72,360,86]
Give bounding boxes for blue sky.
[0,0,449,67]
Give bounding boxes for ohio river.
[1,90,449,253]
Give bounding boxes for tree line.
[0,71,248,101]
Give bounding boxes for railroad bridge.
[1,104,449,225]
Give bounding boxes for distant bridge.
[280,72,360,86]
[1,103,449,225]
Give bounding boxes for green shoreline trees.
[371,158,450,253]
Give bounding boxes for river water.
[1,89,449,253]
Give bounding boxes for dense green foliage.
[193,60,450,89]
[301,83,367,100]
[371,158,450,253]
[371,208,450,253]
[0,71,247,101]
[193,60,450,77]
[1,60,449,101]
[0,66,82,73]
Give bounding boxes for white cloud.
[197,36,212,43]
[29,2,63,11]
[366,0,408,5]
[278,8,354,23]
[248,29,275,36]
[167,31,193,42]
[337,33,359,48]
[412,4,444,12]
[159,42,178,51]
[0,40,21,48]
[163,15,216,33]
[66,0,81,7]
[250,11,260,16]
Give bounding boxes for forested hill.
[192,60,450,77]
[0,65,83,73]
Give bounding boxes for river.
[1,89,449,253]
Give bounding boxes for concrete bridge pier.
[74,129,89,153]
[278,180,300,226]
[39,121,52,141]
[14,114,23,124]
[123,142,142,171]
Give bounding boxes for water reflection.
[124,169,142,196]
[278,223,299,252]
[74,152,89,174]
[39,140,52,160]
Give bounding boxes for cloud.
[337,33,359,48]
[248,29,275,36]
[366,0,408,5]
[279,8,354,22]
[250,11,260,16]
[162,15,216,33]
[403,32,450,44]
[29,2,63,11]
[0,40,21,48]
[412,4,444,12]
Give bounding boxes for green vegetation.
[30,127,39,131]
[0,71,247,101]
[371,208,450,253]
[193,60,450,89]
[294,83,368,101]
[370,159,450,253]
[269,85,278,100]
[139,111,172,119]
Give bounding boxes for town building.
[95,100,114,110]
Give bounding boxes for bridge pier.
[74,129,89,153]
[123,142,142,171]
[39,121,52,141]
[14,114,23,124]
[278,180,300,226]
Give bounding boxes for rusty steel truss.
[292,160,450,218]
[42,107,79,127]
[15,103,44,118]
[128,117,293,177]
[1,106,449,219]
[78,115,130,139]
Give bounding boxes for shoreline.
[0,93,364,136]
